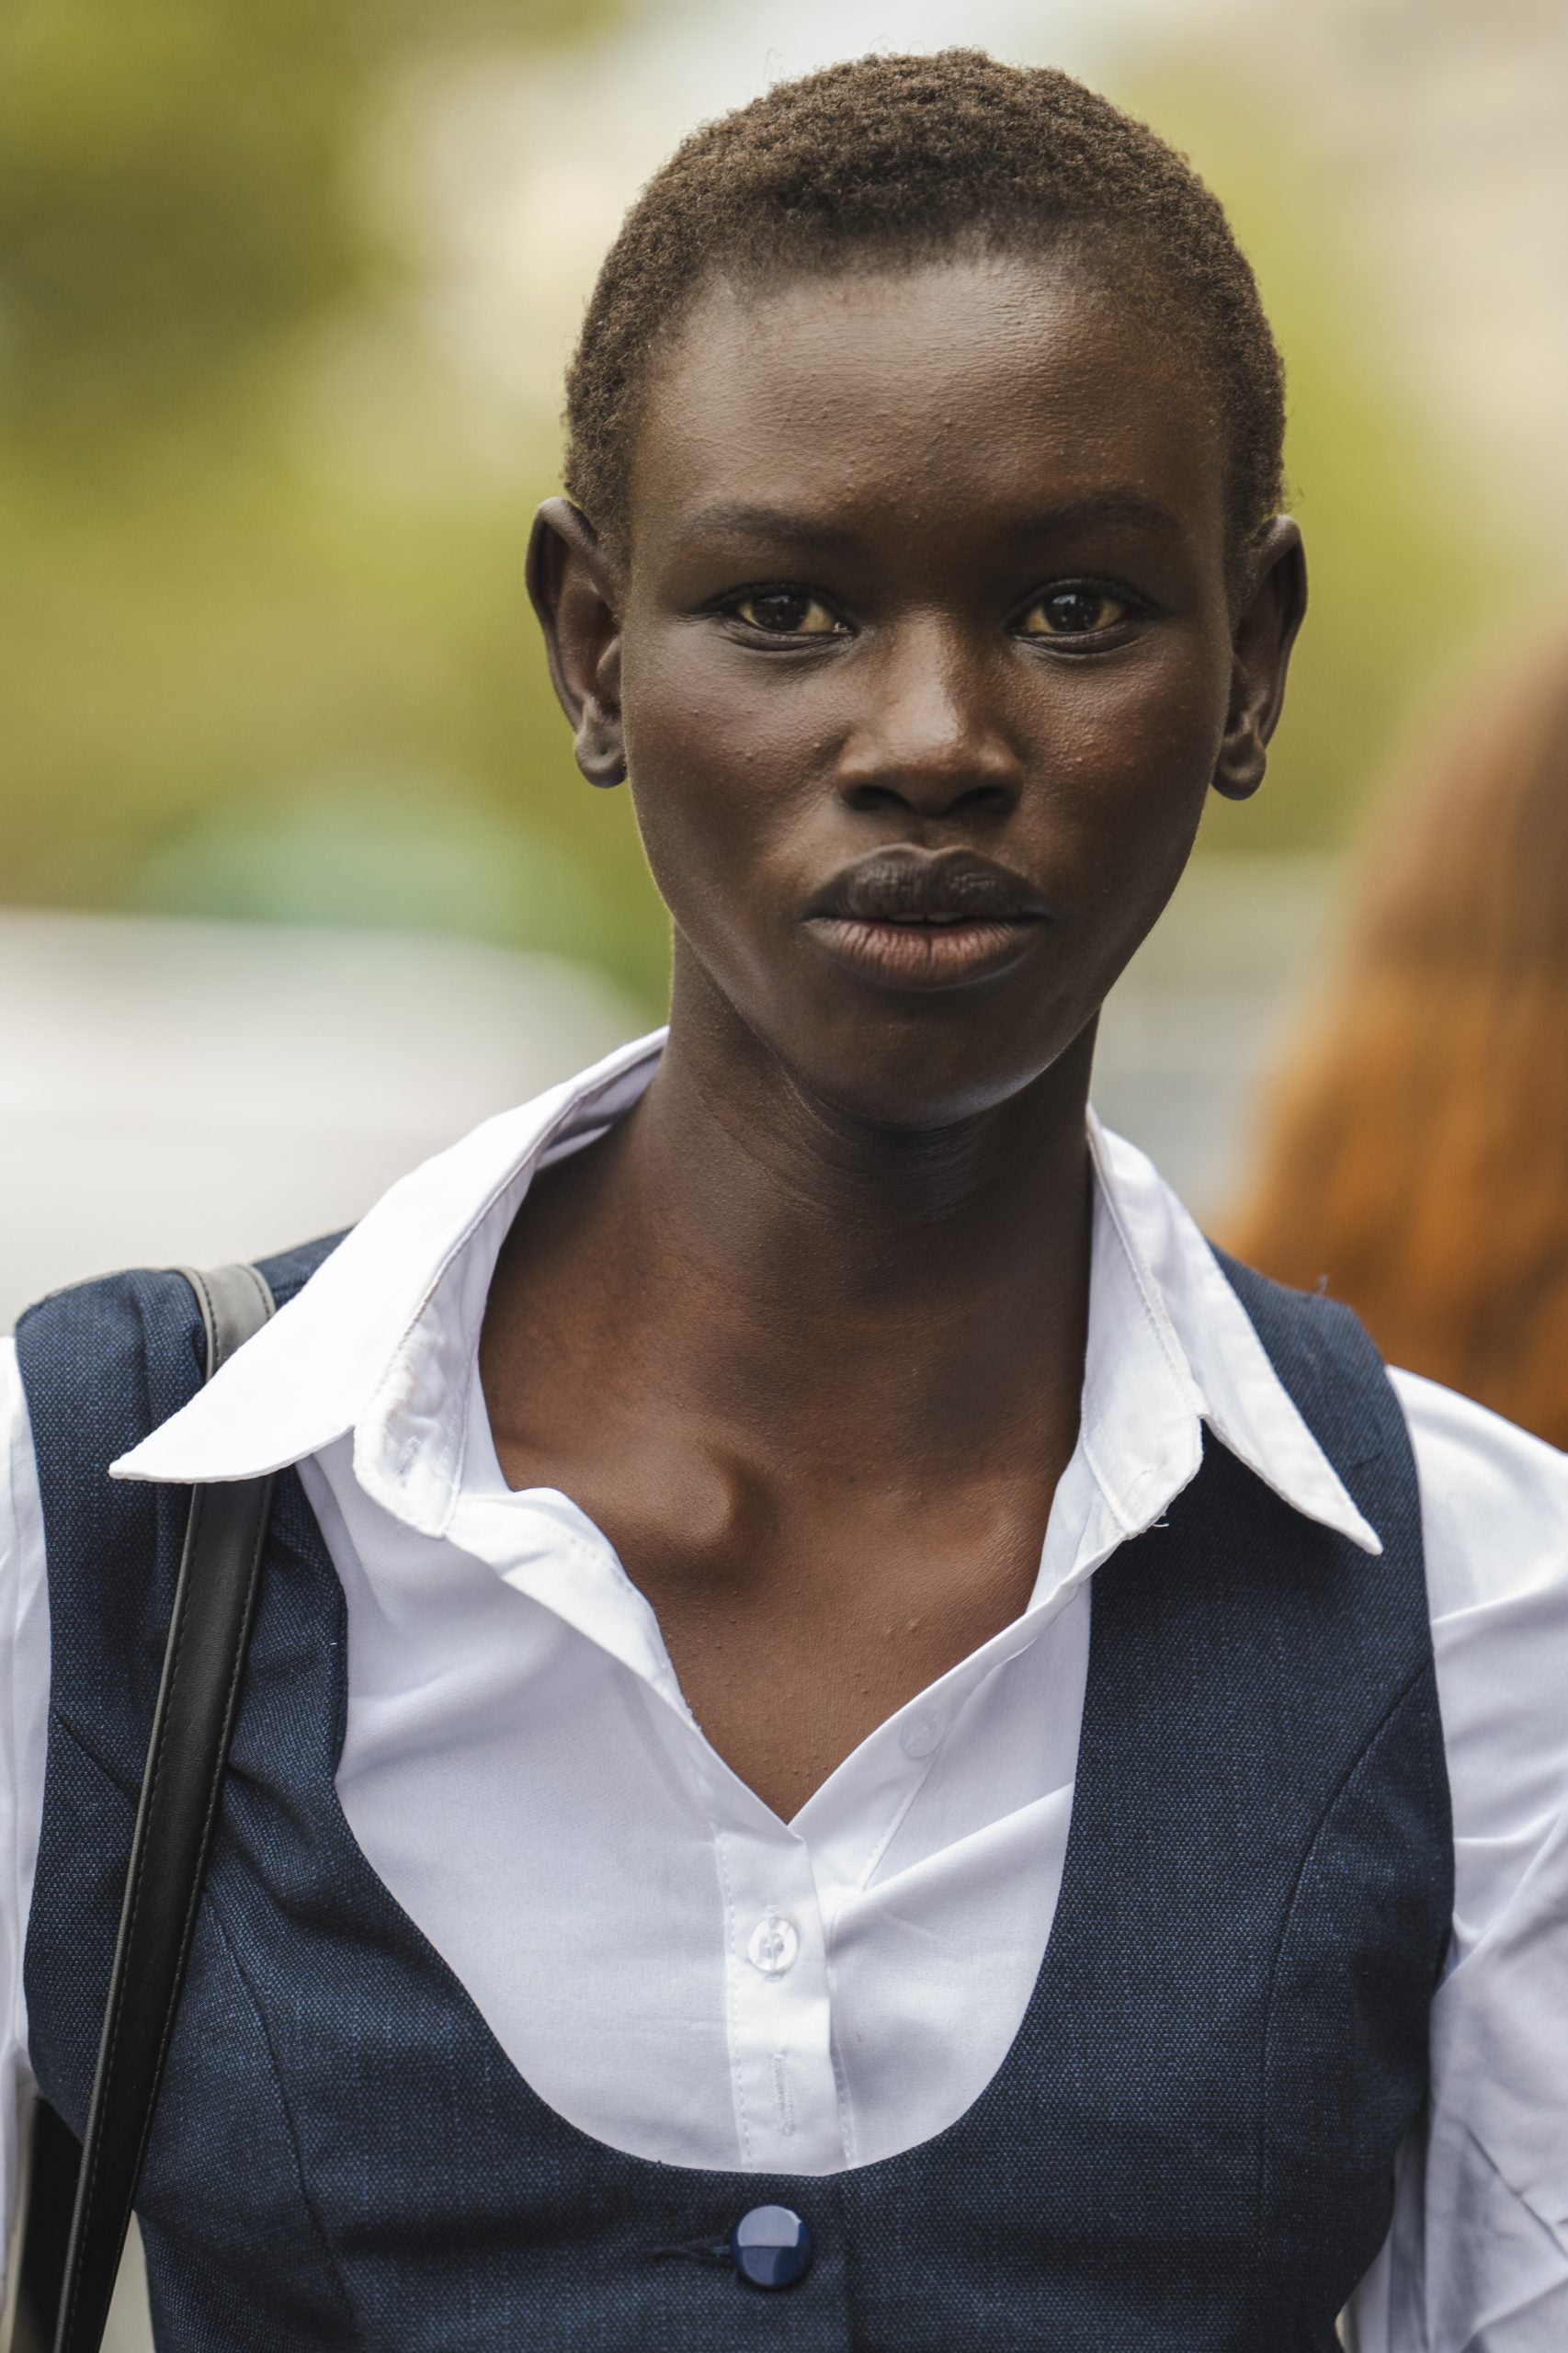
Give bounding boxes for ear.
[526,497,627,789]
[1211,517,1307,803]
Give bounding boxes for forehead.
[630,250,1230,555]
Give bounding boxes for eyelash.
[1010,579,1143,640]
[721,587,846,641]
[716,578,1147,643]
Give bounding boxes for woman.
[3,51,1565,2353]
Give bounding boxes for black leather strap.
[11,1263,277,2353]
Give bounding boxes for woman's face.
[538,247,1302,1128]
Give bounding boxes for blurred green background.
[0,0,664,1003]
[0,0,1551,1016]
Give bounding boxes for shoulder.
[1210,1246,1408,1488]
[1210,1250,1381,1386]
[15,1233,346,1457]
[1391,1367,1568,1621]
[0,1233,362,1492]
[11,1236,342,1752]
[16,1267,208,1490]
[256,1231,347,1311]
[1392,1370,1568,1937]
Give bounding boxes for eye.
[730,588,845,638]
[1016,585,1131,639]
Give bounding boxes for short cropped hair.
[563,51,1285,562]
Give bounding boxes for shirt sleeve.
[1347,1370,1568,2352]
[0,1336,50,2305]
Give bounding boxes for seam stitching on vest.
[831,2166,859,2347]
[1247,1658,1437,2335]
[200,1890,364,2344]
[38,1714,362,2343]
[44,1711,141,1814]
[33,1715,147,2100]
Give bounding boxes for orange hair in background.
[1227,633,1568,1448]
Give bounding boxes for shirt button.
[745,1911,799,1977]
[731,2203,812,2289]
[900,1709,945,1761]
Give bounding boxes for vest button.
[730,2204,812,2289]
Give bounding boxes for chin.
[782,1017,1080,1136]
[677,937,1095,1132]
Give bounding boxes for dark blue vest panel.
[17,1243,1452,2351]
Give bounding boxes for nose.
[835,620,1023,823]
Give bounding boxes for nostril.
[840,778,1017,818]
[953,781,1016,817]
[842,781,911,814]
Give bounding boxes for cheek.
[1020,644,1231,989]
[620,631,822,906]
[619,733,768,984]
[1029,641,1231,848]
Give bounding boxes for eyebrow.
[1000,491,1187,543]
[677,504,864,554]
[675,489,1187,552]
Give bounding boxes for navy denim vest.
[17,1240,1451,2350]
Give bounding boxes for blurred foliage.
[1118,59,1525,856]
[0,0,620,437]
[0,0,669,1009]
[0,0,365,439]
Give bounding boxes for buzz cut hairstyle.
[563,51,1286,568]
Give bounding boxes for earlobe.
[526,497,628,790]
[1211,517,1307,804]
[576,640,627,790]
[1211,733,1267,803]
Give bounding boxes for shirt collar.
[112,1028,666,1519]
[1080,1113,1379,1556]
[113,1036,1380,1560]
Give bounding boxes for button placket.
[717,1826,841,2172]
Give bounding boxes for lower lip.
[805,916,1043,988]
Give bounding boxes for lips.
[802,850,1048,989]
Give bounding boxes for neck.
[576,960,1096,1483]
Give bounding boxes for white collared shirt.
[2,1029,1567,2348]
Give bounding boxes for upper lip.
[804,849,1048,926]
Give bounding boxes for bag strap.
[12,1263,277,2353]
